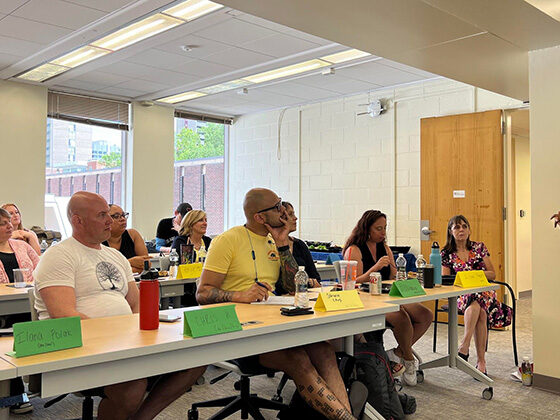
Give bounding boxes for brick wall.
[229,79,522,254]
[46,169,122,206]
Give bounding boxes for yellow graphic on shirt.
[268,250,279,261]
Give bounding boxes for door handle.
[421,227,434,236]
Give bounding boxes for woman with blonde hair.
[171,210,212,262]
[1,203,41,255]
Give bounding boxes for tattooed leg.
[297,377,356,420]
[259,348,356,420]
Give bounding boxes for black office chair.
[432,280,518,366]
[188,361,288,420]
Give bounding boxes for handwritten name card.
[177,263,203,279]
[314,289,364,312]
[389,279,427,298]
[454,270,489,288]
[10,316,82,358]
[183,304,242,338]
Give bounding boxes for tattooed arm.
[278,245,297,294]
[196,269,273,304]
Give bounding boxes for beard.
[263,213,284,228]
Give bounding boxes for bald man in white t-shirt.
[34,192,205,420]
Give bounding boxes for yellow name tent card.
[454,270,489,288]
[314,290,364,312]
[177,263,203,279]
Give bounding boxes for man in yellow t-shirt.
[197,188,355,420]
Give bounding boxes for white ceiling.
[0,0,438,117]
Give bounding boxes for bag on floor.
[354,341,409,420]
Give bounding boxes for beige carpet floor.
[12,296,560,419]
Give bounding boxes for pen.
[255,280,268,289]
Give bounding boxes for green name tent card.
[389,279,427,298]
[183,304,242,338]
[12,316,82,358]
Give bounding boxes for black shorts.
[232,356,277,376]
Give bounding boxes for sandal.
[458,352,469,362]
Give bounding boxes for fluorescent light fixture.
[321,49,370,64]
[51,45,111,68]
[198,79,252,94]
[17,63,69,82]
[158,91,206,104]
[92,14,183,51]
[242,59,330,84]
[164,0,223,21]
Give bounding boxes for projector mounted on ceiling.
[357,100,386,118]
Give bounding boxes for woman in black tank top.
[103,204,149,273]
[344,210,432,386]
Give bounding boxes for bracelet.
[277,245,290,252]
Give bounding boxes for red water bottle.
[139,262,159,330]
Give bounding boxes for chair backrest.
[333,260,341,282]
[28,288,39,321]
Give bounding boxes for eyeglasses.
[257,199,282,214]
[110,212,129,220]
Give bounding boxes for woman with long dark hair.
[344,210,432,386]
[441,215,511,375]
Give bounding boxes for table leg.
[0,379,9,420]
[344,336,354,356]
[448,296,458,368]
[171,296,181,308]
[160,297,170,310]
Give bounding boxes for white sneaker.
[386,348,402,364]
[402,359,417,386]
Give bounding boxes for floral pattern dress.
[441,241,512,328]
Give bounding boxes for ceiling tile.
[154,35,230,59]
[296,73,378,94]
[0,0,27,14]
[0,15,72,44]
[134,68,199,86]
[61,0,135,13]
[377,58,437,78]
[113,78,170,92]
[0,34,44,56]
[194,18,278,46]
[98,86,147,98]
[67,71,130,86]
[260,81,338,101]
[12,0,106,30]
[340,61,427,86]
[241,33,321,58]
[203,47,274,69]
[96,61,158,78]
[125,49,195,71]
[53,79,109,92]
[175,59,235,78]
[186,91,251,107]
[0,51,23,70]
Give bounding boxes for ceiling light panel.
[321,49,371,64]
[51,45,111,68]
[17,63,70,82]
[242,59,331,84]
[158,91,206,104]
[163,0,224,21]
[92,14,183,51]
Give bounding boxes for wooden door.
[420,110,505,322]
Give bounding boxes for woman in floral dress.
[441,215,511,375]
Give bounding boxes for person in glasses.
[197,188,357,420]
[103,204,149,273]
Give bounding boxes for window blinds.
[174,109,233,125]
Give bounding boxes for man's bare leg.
[260,347,355,420]
[131,366,207,420]
[304,341,351,411]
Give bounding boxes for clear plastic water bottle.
[396,253,407,281]
[294,266,309,308]
[50,240,58,247]
[169,249,179,278]
[521,356,533,386]
[40,240,49,254]
[196,244,207,263]
[415,254,426,286]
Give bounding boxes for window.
[174,118,227,236]
[44,118,126,238]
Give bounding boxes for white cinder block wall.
[228,79,522,254]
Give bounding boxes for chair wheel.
[416,370,424,384]
[234,381,241,391]
[188,408,199,420]
[271,395,283,403]
[482,387,493,400]
[196,376,205,385]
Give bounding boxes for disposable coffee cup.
[423,265,434,288]
[343,281,356,290]
[13,268,29,288]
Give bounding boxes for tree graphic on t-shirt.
[96,261,123,291]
